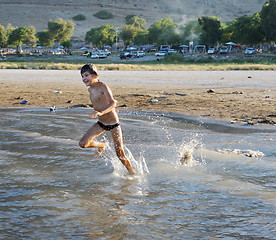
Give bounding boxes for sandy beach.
[0,69,275,125]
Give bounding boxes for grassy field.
[1,52,275,71]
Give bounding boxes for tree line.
[0,18,74,53]
[0,0,275,52]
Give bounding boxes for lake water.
[1,108,275,239]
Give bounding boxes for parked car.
[219,46,228,54]
[120,52,132,59]
[104,50,111,56]
[90,52,99,59]
[133,51,145,58]
[168,49,177,54]
[138,51,145,57]
[149,47,158,52]
[155,50,168,57]
[244,48,256,55]
[207,48,217,54]
[83,51,90,57]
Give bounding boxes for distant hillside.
[0,0,267,40]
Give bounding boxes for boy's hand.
[89,110,102,118]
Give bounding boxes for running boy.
[79,64,136,174]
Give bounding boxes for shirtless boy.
[79,64,136,174]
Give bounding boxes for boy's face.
[81,71,96,86]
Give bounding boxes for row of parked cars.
[155,48,178,56]
[119,51,145,59]
[208,47,257,55]
[86,50,111,59]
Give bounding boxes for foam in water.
[216,148,265,158]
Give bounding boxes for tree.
[125,14,136,24]
[133,29,149,45]
[157,30,181,47]
[60,40,72,51]
[120,24,139,46]
[6,24,15,35]
[126,15,146,29]
[48,18,74,43]
[8,26,36,53]
[85,25,115,47]
[260,0,276,41]
[198,16,223,46]
[228,13,265,45]
[0,24,8,47]
[148,18,178,44]
[180,20,201,44]
[72,14,86,21]
[36,30,54,47]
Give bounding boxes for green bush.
[94,10,113,20]
[72,14,86,21]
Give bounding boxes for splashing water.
[101,137,149,176]
[1,109,276,239]
[178,136,204,166]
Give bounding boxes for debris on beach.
[207,89,215,93]
[20,100,29,104]
[54,91,62,94]
[67,100,73,103]
[15,96,23,100]
[151,99,158,103]
[118,104,127,107]
[174,93,186,96]
[50,105,56,111]
[232,91,244,94]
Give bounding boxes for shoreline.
[2,107,276,132]
[0,69,275,125]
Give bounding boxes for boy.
[79,64,136,174]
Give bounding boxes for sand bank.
[0,69,275,125]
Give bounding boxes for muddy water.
[1,109,275,239]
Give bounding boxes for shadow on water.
[0,108,276,239]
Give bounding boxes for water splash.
[178,137,203,166]
[125,147,149,175]
[101,137,149,176]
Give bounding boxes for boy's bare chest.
[89,89,104,103]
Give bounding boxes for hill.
[0,0,267,40]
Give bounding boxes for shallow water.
[1,109,275,239]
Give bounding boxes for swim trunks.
[97,121,120,131]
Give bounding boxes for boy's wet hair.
[81,64,98,75]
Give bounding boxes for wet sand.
[0,69,275,125]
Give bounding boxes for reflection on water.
[0,109,275,239]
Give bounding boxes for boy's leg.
[110,126,136,174]
[79,123,106,158]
